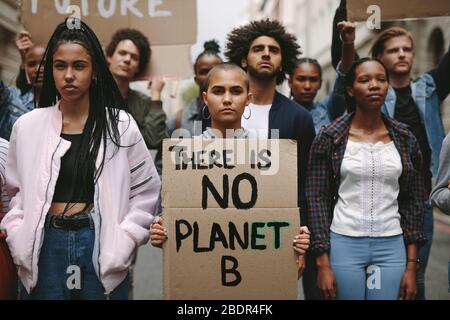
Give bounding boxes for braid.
[293,58,323,80]
[39,19,129,213]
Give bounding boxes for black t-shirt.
[394,86,432,194]
[52,133,95,204]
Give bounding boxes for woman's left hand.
[293,226,310,256]
[399,267,417,300]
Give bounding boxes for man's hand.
[148,76,166,101]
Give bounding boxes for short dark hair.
[205,62,250,92]
[344,57,390,112]
[225,19,301,85]
[370,27,414,58]
[291,58,323,80]
[106,28,151,77]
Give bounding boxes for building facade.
[245,0,450,130]
[0,0,22,85]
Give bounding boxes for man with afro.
[225,19,316,284]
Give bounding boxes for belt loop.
[44,214,52,229]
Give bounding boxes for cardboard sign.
[162,139,300,300]
[163,208,299,300]
[347,0,450,21]
[20,0,197,77]
[162,139,298,209]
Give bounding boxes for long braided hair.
[38,19,127,212]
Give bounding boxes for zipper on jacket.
[94,182,111,295]
[130,160,146,173]
[95,183,102,280]
[30,139,63,291]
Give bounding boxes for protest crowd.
[0,0,449,301]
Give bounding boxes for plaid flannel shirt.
[306,113,427,256]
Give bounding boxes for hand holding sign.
[20,0,197,78]
[293,226,310,256]
[162,139,300,299]
[150,216,167,248]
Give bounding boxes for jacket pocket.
[5,222,32,273]
[102,225,136,275]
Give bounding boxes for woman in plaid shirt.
[306,58,426,300]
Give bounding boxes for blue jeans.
[330,231,406,300]
[417,200,434,300]
[20,212,129,300]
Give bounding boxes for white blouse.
[331,139,404,237]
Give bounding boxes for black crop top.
[52,133,94,203]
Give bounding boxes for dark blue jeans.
[20,213,129,300]
[417,200,434,300]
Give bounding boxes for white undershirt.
[331,139,403,237]
[241,103,271,139]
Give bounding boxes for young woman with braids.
[167,40,223,136]
[0,20,161,300]
[288,58,347,134]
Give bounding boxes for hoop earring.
[202,105,211,120]
[243,105,252,120]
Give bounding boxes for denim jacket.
[166,97,204,137]
[0,81,34,141]
[382,73,444,177]
[304,72,347,133]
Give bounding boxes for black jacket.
[269,92,316,225]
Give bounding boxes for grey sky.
[190,0,248,62]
